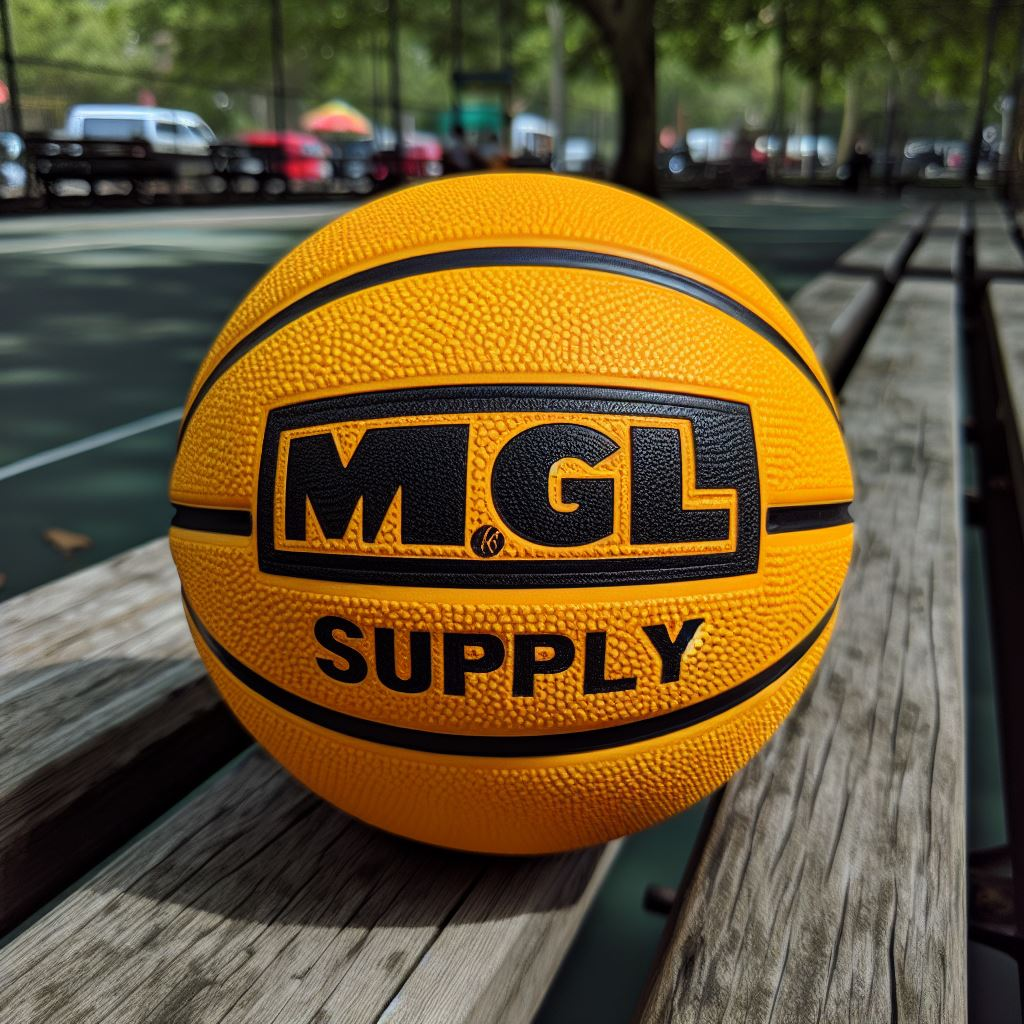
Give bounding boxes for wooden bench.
[981,275,1024,963]
[636,274,966,1022]
[0,204,981,1022]
[0,555,618,1024]
[975,204,1024,279]
[837,205,929,283]
[0,541,248,934]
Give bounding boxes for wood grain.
[0,539,247,933]
[635,278,966,1023]
[790,272,881,379]
[0,748,619,1024]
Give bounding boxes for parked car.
[209,142,268,195]
[786,134,837,170]
[752,133,837,171]
[658,130,765,189]
[0,131,27,198]
[657,141,701,187]
[686,127,736,163]
[25,134,180,203]
[237,131,333,194]
[563,136,603,176]
[901,138,973,181]
[373,132,443,184]
[63,104,217,156]
[326,137,376,194]
[901,138,943,179]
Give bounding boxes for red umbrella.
[301,100,372,137]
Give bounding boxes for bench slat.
[790,272,880,379]
[930,206,968,232]
[0,539,247,933]
[907,230,960,275]
[0,748,618,1024]
[837,226,916,281]
[976,222,1024,277]
[635,278,966,1023]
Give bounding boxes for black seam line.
[171,504,252,536]
[766,501,853,534]
[182,592,838,758]
[176,246,839,450]
[169,497,853,542]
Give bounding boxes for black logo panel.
[256,384,760,588]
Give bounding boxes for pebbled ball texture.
[170,174,854,854]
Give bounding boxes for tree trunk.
[804,68,822,180]
[388,0,404,181]
[882,65,898,192]
[269,0,286,133]
[801,0,825,181]
[1009,9,1024,207]
[548,2,567,171]
[836,72,861,168]
[610,27,657,194]
[967,0,1003,187]
[770,1,787,181]
[0,0,22,137]
[573,0,657,195]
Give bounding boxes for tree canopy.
[4,0,1022,189]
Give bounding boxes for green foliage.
[5,0,1022,141]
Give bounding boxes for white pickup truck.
[62,104,217,156]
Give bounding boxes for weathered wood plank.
[975,221,1024,277]
[907,228,961,275]
[897,205,933,230]
[0,748,619,1024]
[635,278,966,1023]
[0,539,247,933]
[789,272,881,379]
[837,226,916,281]
[990,280,1024,536]
[930,204,968,232]
[379,845,616,1024]
[972,202,1012,230]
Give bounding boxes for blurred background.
[1,2,1022,1021]
[0,0,1021,204]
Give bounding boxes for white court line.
[0,204,344,241]
[0,407,182,482]
[0,237,287,257]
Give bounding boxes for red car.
[238,130,332,193]
[373,132,443,184]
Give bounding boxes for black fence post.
[269,0,286,133]
[389,0,403,182]
[0,0,23,137]
[452,0,463,129]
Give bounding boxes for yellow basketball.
[170,174,853,854]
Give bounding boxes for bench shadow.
[89,757,601,928]
[12,656,604,929]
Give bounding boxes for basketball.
[169,174,853,854]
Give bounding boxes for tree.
[567,0,657,194]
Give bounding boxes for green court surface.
[0,189,900,599]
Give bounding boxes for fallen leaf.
[43,527,93,557]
